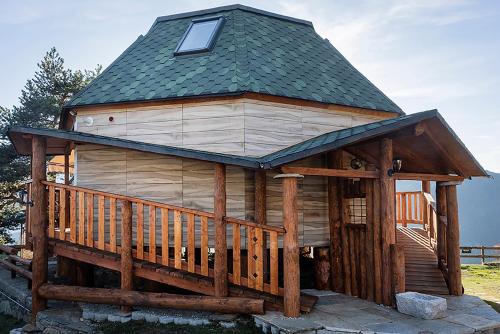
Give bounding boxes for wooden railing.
[460,246,500,264]
[43,181,284,296]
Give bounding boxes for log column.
[214,163,228,297]
[31,135,48,321]
[275,173,303,318]
[436,183,447,268]
[380,138,396,305]
[255,170,268,278]
[120,200,133,313]
[421,181,431,194]
[328,151,344,293]
[445,183,462,295]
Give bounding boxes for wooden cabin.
[6,4,488,321]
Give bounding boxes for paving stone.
[158,315,174,324]
[396,292,447,320]
[9,329,23,334]
[445,313,500,331]
[415,319,475,334]
[220,321,237,328]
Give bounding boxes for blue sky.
[1,0,499,172]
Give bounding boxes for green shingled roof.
[65,4,402,114]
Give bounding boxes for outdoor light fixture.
[388,158,402,176]
[350,158,363,170]
[17,189,33,207]
[69,110,77,117]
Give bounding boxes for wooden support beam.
[313,247,330,290]
[255,170,267,278]
[120,200,133,313]
[373,177,383,304]
[446,185,462,295]
[0,259,33,280]
[393,173,464,182]
[380,138,396,306]
[436,183,447,265]
[421,181,431,193]
[276,173,302,318]
[364,165,375,301]
[214,163,228,297]
[327,150,343,293]
[391,244,405,294]
[281,166,378,179]
[38,285,264,315]
[31,135,48,321]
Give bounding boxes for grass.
[0,314,24,334]
[98,319,262,334]
[461,263,500,311]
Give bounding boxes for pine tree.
[0,47,101,243]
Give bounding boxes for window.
[175,16,224,55]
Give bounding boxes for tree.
[0,47,101,243]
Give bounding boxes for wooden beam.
[380,138,395,306]
[276,174,302,318]
[0,259,33,280]
[391,244,405,294]
[328,151,343,293]
[421,181,431,193]
[214,163,228,297]
[364,165,375,301]
[393,173,463,182]
[373,177,382,304]
[281,166,379,179]
[255,170,267,278]
[38,285,264,315]
[446,185,462,295]
[120,200,133,313]
[31,135,48,322]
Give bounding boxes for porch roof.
[8,109,487,177]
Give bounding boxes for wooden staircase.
[397,227,449,295]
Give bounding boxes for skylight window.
[175,16,224,55]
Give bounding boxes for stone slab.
[396,292,447,320]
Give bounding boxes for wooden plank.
[201,216,209,276]
[78,192,85,245]
[70,190,77,243]
[109,198,117,253]
[59,188,66,241]
[224,217,284,234]
[161,208,169,266]
[247,227,255,289]
[136,203,144,260]
[232,223,241,285]
[149,205,156,264]
[174,210,182,269]
[48,186,55,238]
[269,231,279,295]
[187,213,195,273]
[281,166,379,179]
[98,195,105,250]
[255,228,264,291]
[86,194,94,247]
[394,173,464,182]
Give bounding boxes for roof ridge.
[151,4,313,29]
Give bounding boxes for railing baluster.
[149,205,156,263]
[137,203,144,260]
[255,228,263,291]
[161,208,169,266]
[78,192,85,245]
[70,190,77,243]
[247,226,255,289]
[48,185,55,238]
[269,231,279,295]
[187,213,195,273]
[109,197,116,252]
[98,195,105,250]
[232,223,241,285]
[201,216,209,276]
[59,188,66,240]
[174,210,182,269]
[86,193,94,247]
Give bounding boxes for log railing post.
[328,151,344,293]
[436,183,447,268]
[214,163,228,297]
[380,138,396,306]
[31,135,48,322]
[120,200,133,313]
[255,170,268,278]
[445,183,462,295]
[275,173,303,318]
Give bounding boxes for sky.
[1,0,499,172]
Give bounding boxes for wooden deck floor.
[397,227,449,295]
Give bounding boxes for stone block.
[396,292,447,320]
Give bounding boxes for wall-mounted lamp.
[69,110,77,117]
[350,158,363,170]
[388,158,402,177]
[17,189,33,207]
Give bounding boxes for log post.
[391,244,405,295]
[421,181,431,194]
[446,184,462,295]
[255,170,268,278]
[364,164,375,301]
[275,173,303,318]
[380,138,396,306]
[373,177,383,304]
[214,163,228,297]
[313,247,330,290]
[436,183,447,268]
[31,135,48,322]
[327,151,344,293]
[120,200,133,313]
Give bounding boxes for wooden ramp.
[397,227,449,295]
[49,240,317,313]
